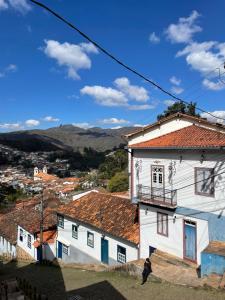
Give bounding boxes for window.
[62,244,69,255]
[117,245,126,263]
[72,225,78,239]
[19,229,23,242]
[87,232,94,248]
[195,168,214,197]
[157,212,168,236]
[27,234,31,249]
[57,215,64,228]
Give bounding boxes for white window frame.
[19,228,23,242]
[72,224,78,239]
[117,245,126,263]
[62,244,69,255]
[87,231,94,248]
[27,234,32,249]
[58,215,64,228]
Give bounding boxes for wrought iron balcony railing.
[137,184,177,208]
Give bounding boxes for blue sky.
[0,0,225,131]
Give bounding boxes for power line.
[29,0,225,122]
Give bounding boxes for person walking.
[141,258,152,285]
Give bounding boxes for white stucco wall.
[0,236,16,258]
[17,226,36,259]
[139,204,209,264]
[57,216,138,265]
[132,149,225,213]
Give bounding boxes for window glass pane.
[157,212,168,236]
[72,225,78,239]
[159,173,163,184]
[118,246,126,263]
[196,168,214,195]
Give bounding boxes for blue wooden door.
[58,241,62,259]
[101,238,109,264]
[184,222,196,261]
[37,247,41,261]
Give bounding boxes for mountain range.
[0,125,139,152]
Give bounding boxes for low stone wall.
[106,261,143,278]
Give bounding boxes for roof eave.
[56,212,139,246]
[129,146,225,150]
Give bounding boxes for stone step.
[151,249,197,269]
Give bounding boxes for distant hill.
[0,125,139,152]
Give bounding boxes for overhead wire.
[29,0,225,122]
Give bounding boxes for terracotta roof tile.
[57,192,139,245]
[129,125,225,149]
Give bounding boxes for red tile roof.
[33,230,57,247]
[57,192,139,245]
[129,125,225,149]
[125,112,225,139]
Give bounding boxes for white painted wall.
[132,150,225,213]
[139,204,209,264]
[72,190,99,201]
[17,226,56,261]
[17,226,36,259]
[0,236,16,258]
[57,216,138,264]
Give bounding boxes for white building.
[16,207,57,261]
[125,113,225,276]
[17,225,56,261]
[56,191,139,265]
[0,236,16,259]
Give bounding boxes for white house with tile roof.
[56,192,139,265]
[125,113,225,276]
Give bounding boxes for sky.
[0,0,225,132]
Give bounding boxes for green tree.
[157,101,200,121]
[99,149,128,179]
[108,172,128,192]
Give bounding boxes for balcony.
[137,184,177,209]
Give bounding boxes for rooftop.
[125,112,225,139]
[129,125,225,149]
[57,192,139,245]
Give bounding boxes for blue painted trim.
[176,206,225,242]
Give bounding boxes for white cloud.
[149,32,160,44]
[25,119,40,127]
[72,122,92,129]
[0,0,8,10]
[0,123,22,130]
[80,85,128,107]
[100,118,130,125]
[128,104,155,110]
[43,116,60,122]
[164,99,176,106]
[43,40,98,80]
[7,0,31,13]
[110,126,122,129]
[133,124,146,127]
[0,64,17,78]
[201,111,225,124]
[202,79,225,91]
[165,10,202,43]
[176,41,225,75]
[171,86,184,95]
[114,77,149,102]
[170,76,181,86]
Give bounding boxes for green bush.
[108,172,128,192]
